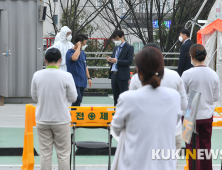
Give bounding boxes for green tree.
[60,7,97,39]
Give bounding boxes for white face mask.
[114,40,122,46]
[82,45,87,51]
[178,36,183,42]
[67,35,72,41]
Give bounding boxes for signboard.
[153,20,172,28]
[70,107,115,127]
[182,90,201,144]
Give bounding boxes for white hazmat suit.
[54,32,60,43]
[46,26,74,71]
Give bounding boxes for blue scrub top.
[66,49,87,88]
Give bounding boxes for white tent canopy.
[197,0,222,106]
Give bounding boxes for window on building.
[97,0,115,8]
[160,1,163,12]
[96,0,103,7]
[133,42,144,53]
[53,15,58,25]
[119,0,123,8]
[108,0,115,8]
[166,0,171,12]
[43,39,47,48]
[51,39,55,46]
[148,3,150,12]
[53,0,58,2]
[139,3,146,13]
[140,42,144,49]
[119,0,125,14]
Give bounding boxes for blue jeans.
[72,87,85,107]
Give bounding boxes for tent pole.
[190,0,208,38]
[193,0,208,21]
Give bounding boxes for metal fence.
[43,52,180,89]
[43,52,180,70]
[85,52,179,70]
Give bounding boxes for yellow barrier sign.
[213,107,222,126]
[70,106,115,127]
[21,105,116,170]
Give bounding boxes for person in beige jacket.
[31,47,78,170]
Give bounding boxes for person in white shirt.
[111,47,182,170]
[129,43,187,170]
[31,48,78,170]
[46,26,74,71]
[181,44,220,170]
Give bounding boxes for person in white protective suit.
[54,32,60,43]
[46,26,74,71]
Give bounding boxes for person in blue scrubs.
[66,34,92,107]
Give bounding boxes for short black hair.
[143,43,161,52]
[113,30,124,39]
[45,48,61,63]
[179,29,190,37]
[74,34,88,44]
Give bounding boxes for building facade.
[43,0,173,52]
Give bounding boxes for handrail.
[86,57,179,60]
[84,52,180,55]
[43,66,178,69]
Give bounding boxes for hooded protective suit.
[54,32,60,43]
[46,26,74,71]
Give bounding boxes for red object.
[197,19,222,44]
[129,72,134,84]
[43,37,55,48]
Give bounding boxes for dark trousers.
[72,87,85,107]
[186,122,213,170]
[111,73,128,106]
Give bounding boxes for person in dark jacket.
[177,29,194,76]
[106,30,134,106]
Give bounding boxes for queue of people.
[112,41,219,169]
[31,28,220,170]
